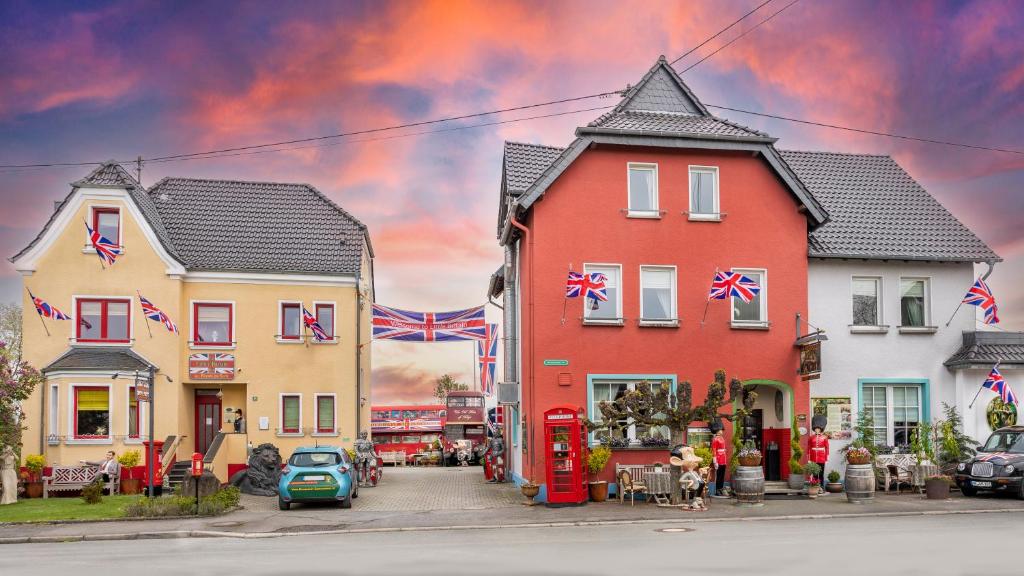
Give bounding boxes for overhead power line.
[678,0,801,74]
[668,0,774,66]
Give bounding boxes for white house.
[782,150,1005,476]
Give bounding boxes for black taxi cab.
[955,425,1024,498]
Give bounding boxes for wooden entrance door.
[195,391,222,455]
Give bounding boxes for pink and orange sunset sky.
[1,0,1022,405]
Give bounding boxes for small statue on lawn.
[354,431,379,486]
[229,443,282,496]
[1,446,17,505]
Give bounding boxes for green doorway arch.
[732,379,797,424]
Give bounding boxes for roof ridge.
[504,141,564,150]
[778,148,892,158]
[152,176,317,187]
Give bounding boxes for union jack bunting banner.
[983,365,1017,405]
[372,304,486,342]
[477,323,499,395]
[302,307,330,341]
[566,271,608,301]
[962,278,1000,325]
[709,270,761,303]
[139,295,178,334]
[28,290,70,320]
[85,222,122,266]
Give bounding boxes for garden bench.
[43,465,119,498]
[379,451,406,466]
[614,463,659,503]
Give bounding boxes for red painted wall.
[516,145,811,484]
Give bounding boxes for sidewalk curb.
[3,507,1023,544]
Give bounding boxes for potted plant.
[118,450,142,494]
[788,415,805,489]
[846,445,872,465]
[806,477,821,498]
[826,470,843,493]
[734,441,765,505]
[788,461,805,490]
[521,480,540,500]
[804,462,822,497]
[737,443,762,467]
[23,454,45,498]
[925,475,951,500]
[587,444,612,502]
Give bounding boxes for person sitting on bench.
[83,451,120,483]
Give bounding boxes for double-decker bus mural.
[370,404,446,464]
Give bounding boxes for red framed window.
[316,395,336,434]
[315,303,335,338]
[194,303,233,345]
[74,386,110,439]
[76,298,130,343]
[92,207,120,244]
[280,303,301,340]
[128,386,140,438]
[281,394,301,434]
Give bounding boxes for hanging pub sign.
[135,379,150,402]
[799,340,822,381]
[189,353,236,380]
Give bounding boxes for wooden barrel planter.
[845,463,875,503]
[733,465,765,505]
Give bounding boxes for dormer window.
[92,207,121,244]
[627,163,659,217]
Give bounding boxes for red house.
[491,57,829,498]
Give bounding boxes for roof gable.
[613,55,709,116]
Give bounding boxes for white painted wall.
[808,259,979,476]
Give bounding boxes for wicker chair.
[617,469,647,506]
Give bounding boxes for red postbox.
[543,405,588,505]
[191,452,204,477]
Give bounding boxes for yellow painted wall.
[17,186,372,473]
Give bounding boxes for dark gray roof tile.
[503,142,565,196]
[585,110,771,140]
[43,347,155,373]
[945,332,1024,368]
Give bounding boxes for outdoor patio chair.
[617,469,647,506]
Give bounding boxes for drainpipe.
[981,261,996,281]
[509,213,534,471]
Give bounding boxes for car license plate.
[304,475,325,481]
[973,481,992,488]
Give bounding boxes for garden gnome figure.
[1,446,17,505]
[710,422,728,498]
[809,415,829,489]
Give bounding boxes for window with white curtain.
[689,166,719,219]
[731,269,767,325]
[862,384,922,448]
[583,264,621,321]
[900,278,929,327]
[627,164,658,216]
[640,266,676,322]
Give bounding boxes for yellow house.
[10,162,373,484]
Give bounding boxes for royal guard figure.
[710,422,728,498]
[809,415,829,489]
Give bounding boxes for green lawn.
[0,495,139,523]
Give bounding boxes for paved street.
[0,512,1008,575]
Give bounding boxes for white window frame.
[70,294,135,346]
[582,263,623,325]
[626,163,660,218]
[189,299,237,349]
[276,300,304,344]
[850,276,886,332]
[48,382,60,445]
[863,384,922,447]
[67,383,113,445]
[590,379,673,446]
[687,165,720,221]
[638,265,678,326]
[125,383,145,444]
[278,393,303,436]
[83,204,125,253]
[313,393,338,436]
[898,277,933,331]
[312,300,339,344]
[730,268,768,328]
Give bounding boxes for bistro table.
[646,470,673,504]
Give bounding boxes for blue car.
[278,446,358,510]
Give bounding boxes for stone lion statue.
[229,443,282,496]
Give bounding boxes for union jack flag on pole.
[982,365,1017,405]
[962,278,1000,325]
[139,294,178,334]
[477,323,499,395]
[85,222,122,266]
[28,290,70,320]
[302,307,330,341]
[566,271,608,301]
[372,304,486,342]
[709,270,761,303]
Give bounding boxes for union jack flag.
[566,271,608,301]
[28,290,70,320]
[372,304,486,342]
[477,323,499,395]
[962,278,999,325]
[983,365,1017,405]
[302,307,330,341]
[85,222,122,266]
[709,270,761,303]
[189,353,235,378]
[139,295,178,334]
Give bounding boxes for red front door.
[195,391,222,455]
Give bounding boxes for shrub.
[81,479,104,504]
[790,461,805,475]
[788,416,803,475]
[118,450,141,478]
[804,462,822,477]
[199,486,241,515]
[24,454,45,481]
[587,445,612,477]
[828,470,841,483]
[693,446,713,468]
[123,496,197,518]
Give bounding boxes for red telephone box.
[543,405,588,505]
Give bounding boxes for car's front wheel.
[278,498,290,510]
[961,485,977,497]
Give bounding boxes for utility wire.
[678,0,801,74]
[668,0,774,66]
